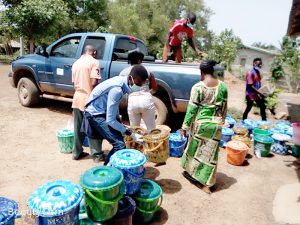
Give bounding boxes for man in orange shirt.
[72,45,103,162]
[163,12,203,63]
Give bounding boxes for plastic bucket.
[110,149,146,195]
[56,129,74,153]
[225,117,236,128]
[292,123,300,146]
[133,179,162,224]
[169,133,187,157]
[291,145,300,158]
[0,197,21,225]
[231,135,251,148]
[253,129,272,138]
[106,196,136,225]
[254,136,273,157]
[271,133,291,155]
[233,126,249,136]
[221,127,234,146]
[80,166,124,222]
[226,141,248,166]
[143,129,169,163]
[28,180,83,225]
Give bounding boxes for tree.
[4,0,68,53]
[107,0,212,57]
[270,36,300,93]
[206,29,242,70]
[252,42,277,50]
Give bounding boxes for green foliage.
[270,36,300,92]
[4,0,68,52]
[107,0,212,57]
[206,29,242,70]
[265,89,281,115]
[270,57,284,80]
[251,42,277,50]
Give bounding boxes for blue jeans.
[85,112,126,165]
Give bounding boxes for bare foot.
[201,186,211,194]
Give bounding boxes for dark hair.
[200,60,217,75]
[129,65,148,81]
[253,58,262,63]
[128,49,144,65]
[187,12,197,23]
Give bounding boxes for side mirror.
[35,46,49,57]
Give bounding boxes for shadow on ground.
[214,172,237,192]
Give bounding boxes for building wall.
[233,48,276,73]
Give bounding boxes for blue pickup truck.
[9,32,223,124]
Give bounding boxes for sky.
[203,0,293,48]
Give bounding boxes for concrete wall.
[233,48,277,73]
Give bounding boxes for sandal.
[73,152,89,160]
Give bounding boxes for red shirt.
[169,19,193,47]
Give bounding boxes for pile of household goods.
[221,115,300,166]
[124,126,188,163]
[1,149,163,225]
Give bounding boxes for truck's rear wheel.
[17,78,41,107]
[153,96,168,125]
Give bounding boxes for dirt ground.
[0,63,300,225]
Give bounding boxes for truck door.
[42,36,82,96]
[80,36,108,81]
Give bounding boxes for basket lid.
[0,197,18,224]
[110,149,146,168]
[226,141,248,151]
[272,133,291,141]
[143,128,169,142]
[243,119,258,129]
[222,127,234,135]
[80,166,123,191]
[169,132,186,141]
[232,135,250,142]
[27,180,83,216]
[134,179,162,200]
[56,129,74,137]
[254,135,273,144]
[225,117,236,125]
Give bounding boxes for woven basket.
[143,129,169,163]
[124,127,147,152]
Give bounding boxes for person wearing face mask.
[119,49,158,130]
[242,58,267,121]
[162,12,204,63]
[84,65,148,165]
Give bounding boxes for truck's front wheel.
[153,96,168,125]
[17,78,41,107]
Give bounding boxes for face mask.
[129,76,141,92]
[187,22,193,29]
[254,66,261,73]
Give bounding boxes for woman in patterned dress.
[181,60,228,194]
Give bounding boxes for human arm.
[182,85,201,131]
[246,71,265,98]
[165,32,172,47]
[187,38,203,55]
[149,72,158,95]
[106,88,127,134]
[90,60,101,89]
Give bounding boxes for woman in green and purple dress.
[181,60,228,193]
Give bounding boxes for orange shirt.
[72,54,101,111]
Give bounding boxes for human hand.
[181,129,187,140]
[131,133,143,143]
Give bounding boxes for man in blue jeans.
[85,65,147,165]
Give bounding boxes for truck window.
[50,37,81,58]
[114,38,148,55]
[82,37,106,59]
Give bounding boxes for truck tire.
[153,96,168,125]
[17,78,41,107]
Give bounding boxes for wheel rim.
[20,84,29,100]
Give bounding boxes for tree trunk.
[285,74,293,93]
[29,39,35,54]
